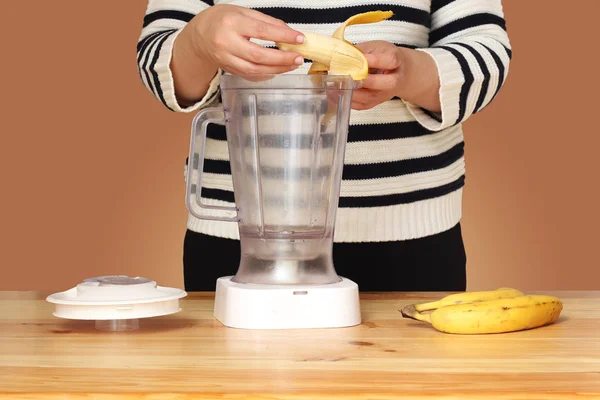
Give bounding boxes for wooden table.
[1,291,599,399]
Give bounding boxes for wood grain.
[1,291,599,399]
[3,394,600,400]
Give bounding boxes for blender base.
[213,276,361,330]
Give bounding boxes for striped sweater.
[137,0,511,243]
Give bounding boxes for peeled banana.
[400,289,563,335]
[277,32,369,80]
[276,11,394,80]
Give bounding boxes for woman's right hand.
[182,4,305,75]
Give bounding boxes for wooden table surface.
[1,290,599,399]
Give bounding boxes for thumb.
[364,52,399,71]
[362,73,400,91]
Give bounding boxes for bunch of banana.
[276,10,394,80]
[400,288,563,335]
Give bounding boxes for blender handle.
[185,107,239,222]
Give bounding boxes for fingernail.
[296,35,305,44]
[294,56,303,65]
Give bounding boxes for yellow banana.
[308,10,394,75]
[277,32,369,80]
[401,294,563,335]
[276,10,394,80]
[414,287,524,312]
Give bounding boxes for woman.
[136,0,511,291]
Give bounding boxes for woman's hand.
[352,41,441,112]
[182,5,304,75]
[172,5,305,105]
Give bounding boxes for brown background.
[1,1,598,291]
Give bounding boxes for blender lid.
[46,275,187,322]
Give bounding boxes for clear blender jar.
[185,74,356,286]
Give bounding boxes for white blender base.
[213,276,361,329]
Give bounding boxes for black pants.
[183,223,466,292]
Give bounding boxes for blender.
[185,74,361,329]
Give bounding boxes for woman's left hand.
[351,40,441,112]
[351,40,405,110]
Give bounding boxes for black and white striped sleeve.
[403,0,512,131]
[137,0,220,112]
